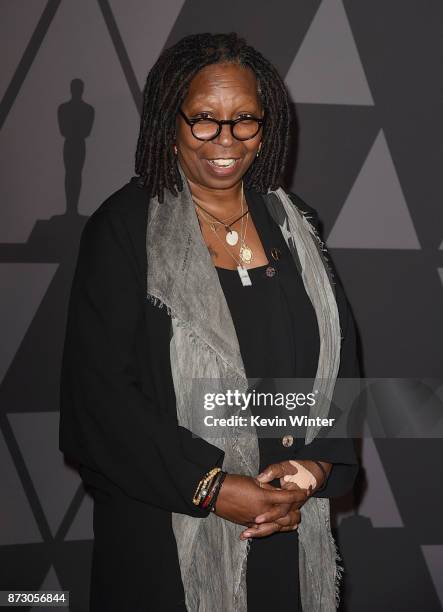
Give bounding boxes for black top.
[216,188,319,469]
[216,194,319,380]
[216,189,354,611]
[59,177,359,610]
[217,188,357,473]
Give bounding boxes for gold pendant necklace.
[239,245,253,264]
[239,202,253,264]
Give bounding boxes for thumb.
[256,463,281,483]
[256,468,271,482]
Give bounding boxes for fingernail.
[256,473,265,481]
[243,531,251,537]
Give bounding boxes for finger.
[240,524,260,539]
[256,463,284,483]
[254,503,291,524]
[241,521,282,539]
[255,480,279,491]
[279,522,300,532]
[263,487,307,505]
[279,479,302,490]
[274,509,301,529]
[287,496,307,511]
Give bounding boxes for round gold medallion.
[239,245,253,263]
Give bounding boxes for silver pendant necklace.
[226,229,239,246]
[237,265,252,286]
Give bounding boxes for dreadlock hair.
[135,32,292,203]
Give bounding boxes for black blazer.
[59,177,359,610]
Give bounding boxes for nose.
[213,122,234,147]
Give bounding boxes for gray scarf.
[146,161,342,611]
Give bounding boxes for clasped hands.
[214,460,331,539]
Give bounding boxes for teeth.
[209,159,236,167]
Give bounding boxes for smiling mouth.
[206,158,239,168]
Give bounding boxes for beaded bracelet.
[192,467,221,507]
[205,470,227,513]
[200,470,222,509]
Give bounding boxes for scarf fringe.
[298,208,337,292]
[233,538,252,609]
[147,294,213,351]
[298,209,345,342]
[329,527,344,609]
[146,293,174,318]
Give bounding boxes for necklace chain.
[209,188,248,267]
[193,181,255,269]
[196,206,248,230]
[194,183,246,231]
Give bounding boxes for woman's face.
[175,62,263,192]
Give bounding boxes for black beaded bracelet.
[312,460,330,492]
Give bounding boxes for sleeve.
[289,192,360,498]
[59,206,224,517]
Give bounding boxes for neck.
[186,177,244,218]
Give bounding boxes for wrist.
[308,460,331,492]
[212,472,233,515]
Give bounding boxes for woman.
[59,32,359,611]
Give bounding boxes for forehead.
[184,62,260,105]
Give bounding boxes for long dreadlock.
[135,32,292,203]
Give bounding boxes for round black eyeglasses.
[178,108,265,141]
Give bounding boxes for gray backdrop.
[1,1,442,611]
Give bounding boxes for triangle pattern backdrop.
[0,0,47,102]
[0,0,139,242]
[327,130,421,249]
[8,412,83,537]
[0,264,58,384]
[285,0,374,105]
[336,434,403,529]
[421,546,443,608]
[108,0,186,89]
[0,1,442,610]
[30,566,70,612]
[0,429,42,545]
[65,494,94,542]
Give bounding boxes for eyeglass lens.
[192,118,261,141]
